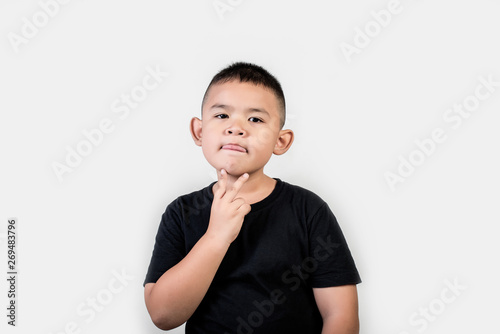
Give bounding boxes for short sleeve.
[143,201,186,286]
[307,202,361,288]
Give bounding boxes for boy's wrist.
[202,230,232,254]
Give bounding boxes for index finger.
[225,172,249,201]
[215,168,227,199]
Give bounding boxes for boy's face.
[191,80,292,177]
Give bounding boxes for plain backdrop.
[1,0,499,333]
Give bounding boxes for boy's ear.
[190,117,203,146]
[273,129,294,155]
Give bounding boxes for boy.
[144,62,361,333]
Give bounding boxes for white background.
[1,0,499,333]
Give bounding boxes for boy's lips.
[221,144,247,153]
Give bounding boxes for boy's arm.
[313,285,359,334]
[144,170,251,330]
[144,234,229,330]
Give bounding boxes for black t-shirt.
[144,178,361,334]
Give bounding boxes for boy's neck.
[213,170,277,205]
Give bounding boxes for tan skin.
[193,81,294,204]
[144,80,359,333]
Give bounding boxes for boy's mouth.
[221,144,247,153]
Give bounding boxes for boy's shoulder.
[279,179,325,200]
[277,179,330,213]
[280,180,325,204]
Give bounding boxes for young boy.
[144,62,361,333]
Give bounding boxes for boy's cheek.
[254,129,268,142]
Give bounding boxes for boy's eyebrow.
[209,104,231,111]
[209,104,271,117]
[247,107,271,117]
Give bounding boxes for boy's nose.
[226,128,245,136]
[225,120,246,136]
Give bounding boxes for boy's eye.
[249,117,263,123]
[215,114,228,119]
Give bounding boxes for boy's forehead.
[203,80,280,113]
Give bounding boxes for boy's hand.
[207,169,251,245]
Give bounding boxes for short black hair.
[202,62,286,129]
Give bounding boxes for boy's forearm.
[145,171,250,330]
[145,233,229,330]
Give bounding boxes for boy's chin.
[221,169,247,177]
[214,165,250,178]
